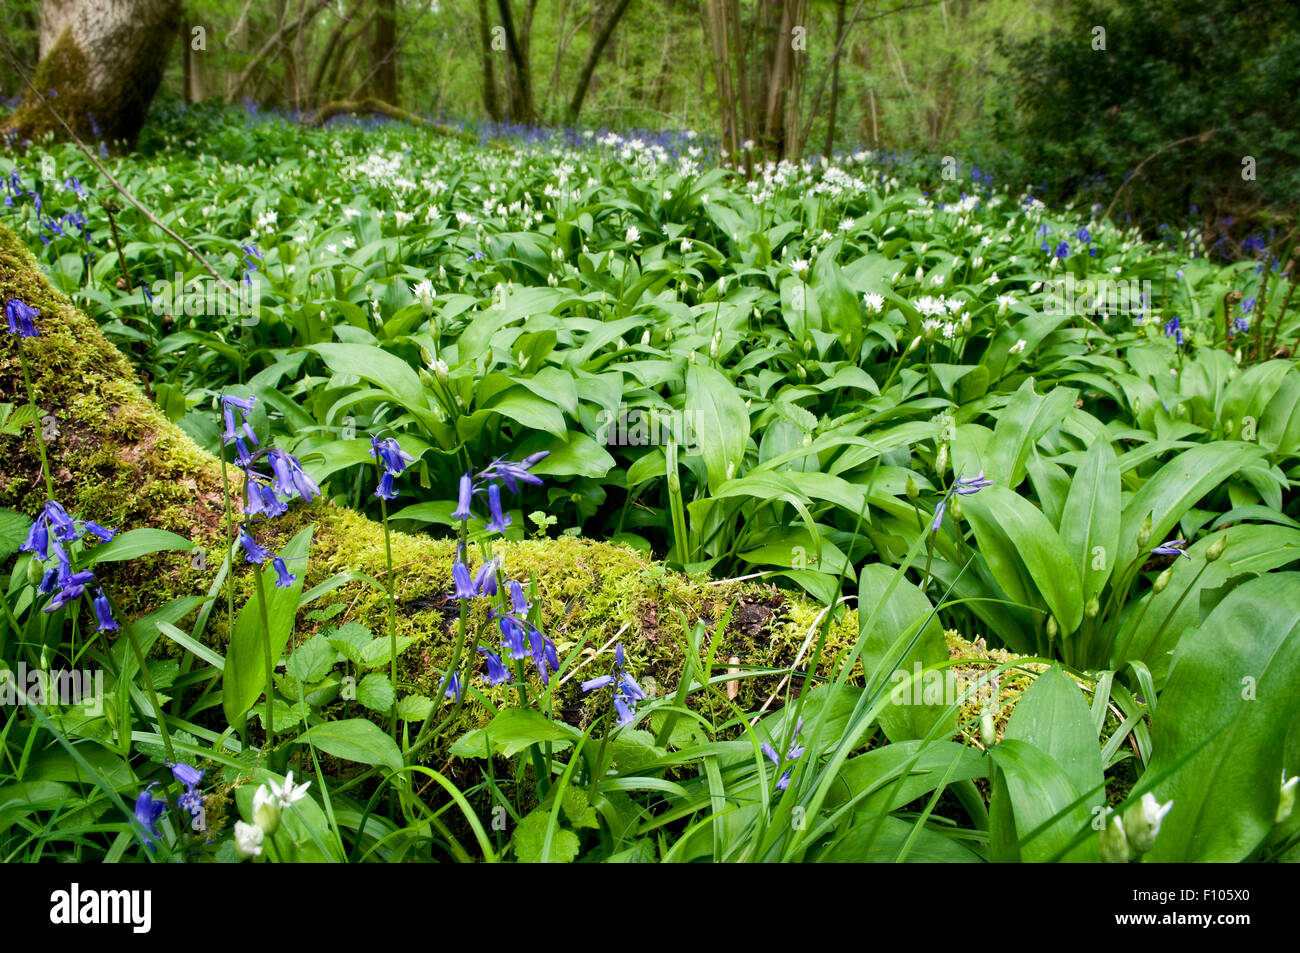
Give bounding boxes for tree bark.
[477,0,501,120]
[4,0,181,147]
[369,0,399,106]
[823,0,847,158]
[495,0,535,122]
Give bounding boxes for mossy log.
[306,98,478,144]
[0,221,1020,756]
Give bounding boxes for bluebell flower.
[91,588,119,631]
[271,556,296,588]
[508,579,529,616]
[238,527,270,564]
[1150,538,1190,559]
[451,472,474,521]
[4,297,40,337]
[245,476,288,519]
[1163,317,1183,345]
[134,783,167,849]
[762,718,805,791]
[582,642,644,726]
[499,615,529,661]
[167,761,205,820]
[267,448,319,503]
[19,517,49,559]
[485,483,511,533]
[954,470,993,495]
[1242,296,1256,314]
[471,558,498,598]
[477,648,511,686]
[221,394,259,464]
[451,560,476,599]
[375,471,397,500]
[1054,241,1069,259]
[530,628,560,684]
[43,501,79,542]
[370,436,414,476]
[477,451,549,494]
[81,520,116,542]
[63,176,87,199]
[442,671,462,701]
[1233,317,1249,335]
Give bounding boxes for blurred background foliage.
[2,0,1296,240]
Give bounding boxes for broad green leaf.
[86,528,195,565]
[1144,573,1300,861]
[1058,438,1121,603]
[963,485,1084,635]
[300,718,403,774]
[686,363,750,492]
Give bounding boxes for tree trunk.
[477,0,500,120]
[495,0,535,122]
[369,0,398,105]
[4,0,181,147]
[823,0,847,158]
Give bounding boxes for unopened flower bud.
[1206,536,1226,562]
[1099,811,1131,863]
[980,708,997,749]
[1046,615,1058,640]
[1123,793,1173,853]
[907,335,922,353]
[1086,595,1100,619]
[252,786,281,835]
[935,443,948,475]
[1153,568,1171,594]
[951,497,963,521]
[906,475,919,500]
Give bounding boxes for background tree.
[2,0,181,146]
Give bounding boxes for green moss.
[2,29,94,145]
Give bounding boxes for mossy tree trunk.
[3,0,180,147]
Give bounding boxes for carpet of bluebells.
[0,104,1298,863]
